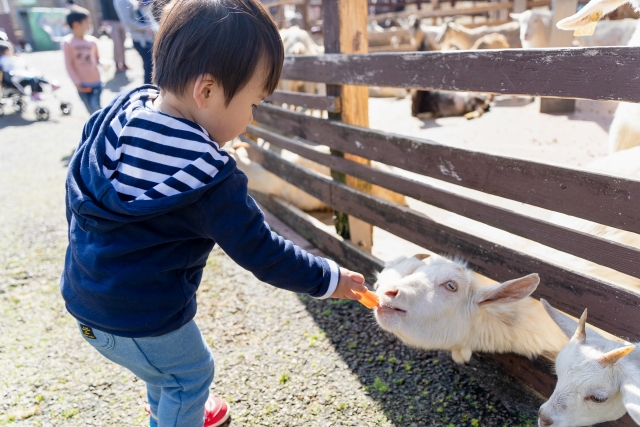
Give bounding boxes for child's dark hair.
[153,0,284,105]
[66,6,90,28]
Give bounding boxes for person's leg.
[10,75,29,95]
[77,90,94,114]
[109,21,127,69]
[133,41,154,85]
[88,85,102,114]
[76,320,216,427]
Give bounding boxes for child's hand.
[331,268,367,300]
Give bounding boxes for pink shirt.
[62,34,101,86]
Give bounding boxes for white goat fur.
[556,0,640,31]
[373,254,568,364]
[229,144,407,211]
[279,26,326,96]
[556,0,640,153]
[539,300,640,426]
[510,10,552,48]
[229,145,327,211]
[436,21,521,50]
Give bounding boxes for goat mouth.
[376,304,407,315]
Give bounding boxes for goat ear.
[599,345,636,367]
[571,308,588,345]
[621,380,640,424]
[509,12,521,20]
[476,273,539,306]
[556,0,628,30]
[384,255,408,268]
[541,299,578,338]
[412,253,431,261]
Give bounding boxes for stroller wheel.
[36,107,50,121]
[60,102,72,115]
[14,98,26,113]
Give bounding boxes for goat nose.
[538,409,553,427]
[384,289,399,298]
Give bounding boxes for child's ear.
[192,74,218,109]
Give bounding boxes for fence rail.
[246,124,640,280]
[281,48,640,102]
[241,137,640,343]
[265,90,341,112]
[253,104,640,235]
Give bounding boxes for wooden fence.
[250,0,640,425]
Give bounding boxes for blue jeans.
[77,320,215,427]
[77,83,102,114]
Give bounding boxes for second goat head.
[540,299,640,427]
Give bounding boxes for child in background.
[62,7,102,114]
[61,0,368,426]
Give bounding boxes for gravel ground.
[1,38,543,427]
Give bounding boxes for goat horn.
[412,254,431,260]
[571,308,588,344]
[599,345,636,367]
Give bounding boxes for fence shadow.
[295,293,542,426]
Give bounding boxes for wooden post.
[301,0,310,30]
[512,0,527,13]
[496,0,510,21]
[322,0,374,253]
[540,0,578,113]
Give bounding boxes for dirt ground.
[0,34,624,426]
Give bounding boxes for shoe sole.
[207,403,230,427]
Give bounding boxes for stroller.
[0,36,72,120]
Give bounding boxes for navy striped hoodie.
[62,86,340,338]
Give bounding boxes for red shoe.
[204,396,230,427]
[144,396,230,427]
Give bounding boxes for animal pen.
[249,0,640,425]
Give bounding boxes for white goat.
[510,10,552,48]
[229,144,327,211]
[435,21,522,50]
[229,142,407,211]
[556,0,640,153]
[539,299,640,427]
[574,18,638,46]
[279,26,326,96]
[373,254,568,364]
[470,33,511,50]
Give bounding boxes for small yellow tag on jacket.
[80,324,96,339]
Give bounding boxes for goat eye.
[588,395,608,403]
[444,281,458,292]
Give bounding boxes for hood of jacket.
[65,85,236,233]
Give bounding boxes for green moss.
[373,377,389,393]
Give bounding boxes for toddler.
[62,6,102,114]
[61,0,367,426]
